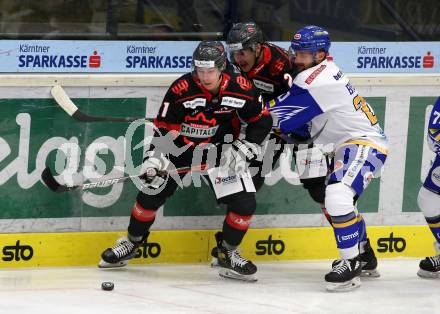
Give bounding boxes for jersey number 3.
[353,95,378,125]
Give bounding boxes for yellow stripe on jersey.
[340,139,388,155]
[332,217,358,228]
[428,221,440,228]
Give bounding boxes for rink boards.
[0,75,440,269]
[0,226,436,268]
[0,81,439,232]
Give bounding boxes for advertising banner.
[0,85,438,233]
[0,40,438,73]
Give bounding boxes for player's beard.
[294,63,306,73]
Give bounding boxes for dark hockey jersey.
[154,68,272,148]
[243,43,291,102]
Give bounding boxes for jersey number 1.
[353,95,378,125]
[160,102,170,118]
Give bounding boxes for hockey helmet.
[290,25,331,55]
[227,22,264,52]
[192,40,227,72]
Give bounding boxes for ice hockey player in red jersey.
[227,22,291,103]
[99,40,272,282]
[226,22,328,202]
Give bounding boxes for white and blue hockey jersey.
[428,97,440,155]
[268,59,387,151]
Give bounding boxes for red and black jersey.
[244,43,291,102]
[154,68,272,148]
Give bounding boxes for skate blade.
[218,268,258,282]
[98,259,128,269]
[326,276,361,292]
[361,268,380,278]
[417,269,440,279]
[210,257,220,268]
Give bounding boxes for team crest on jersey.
[181,112,218,143]
[182,97,206,109]
[305,64,326,85]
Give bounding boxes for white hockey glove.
[140,151,170,189]
[227,139,261,173]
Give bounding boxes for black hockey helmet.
[227,22,264,52]
[192,40,227,72]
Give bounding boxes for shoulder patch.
[305,64,326,85]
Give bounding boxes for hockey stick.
[41,163,209,193]
[51,85,152,123]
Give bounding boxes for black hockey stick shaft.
[51,85,152,123]
[72,110,152,123]
[42,163,209,193]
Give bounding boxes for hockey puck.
[101,281,114,291]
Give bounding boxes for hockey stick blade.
[51,85,150,123]
[41,163,209,193]
[41,167,77,192]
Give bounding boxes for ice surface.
[0,258,437,314]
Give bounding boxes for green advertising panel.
[0,96,386,219]
[0,98,146,219]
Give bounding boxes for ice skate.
[359,239,380,277]
[217,245,257,282]
[98,236,139,269]
[210,232,223,267]
[417,242,440,278]
[325,256,362,292]
[418,255,440,278]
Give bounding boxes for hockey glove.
[140,151,170,189]
[228,139,261,173]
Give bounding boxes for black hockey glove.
[228,139,261,173]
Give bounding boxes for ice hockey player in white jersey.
[267,25,388,292]
[417,97,440,278]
